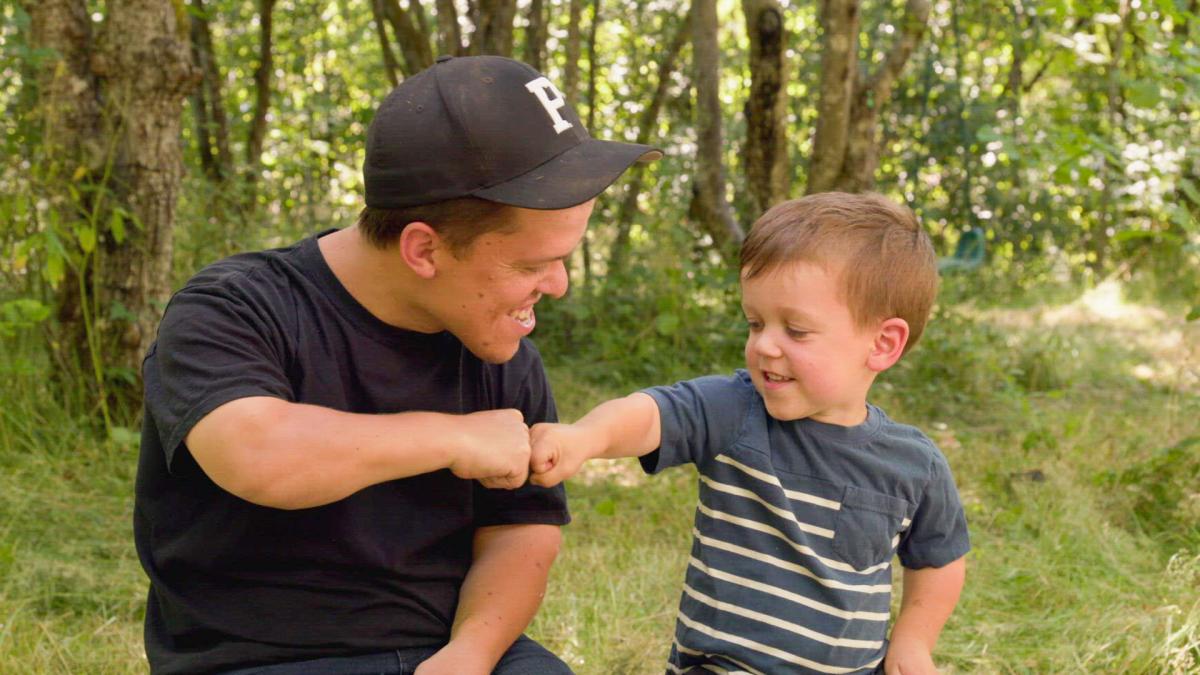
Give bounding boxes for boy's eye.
[745,319,763,331]
[786,327,810,339]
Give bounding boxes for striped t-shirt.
[641,371,970,674]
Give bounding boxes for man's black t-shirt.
[134,231,569,674]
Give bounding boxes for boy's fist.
[528,423,590,487]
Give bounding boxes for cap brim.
[472,139,662,210]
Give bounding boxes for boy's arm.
[528,392,661,487]
[885,557,967,675]
[414,524,560,674]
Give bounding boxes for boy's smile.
[741,261,881,426]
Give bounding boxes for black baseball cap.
[364,55,661,210]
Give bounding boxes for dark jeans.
[222,636,572,675]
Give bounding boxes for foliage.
[3,303,1196,672]
[2,0,1200,671]
[1101,435,1200,552]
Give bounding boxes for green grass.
[1,291,1198,674]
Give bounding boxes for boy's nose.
[750,332,783,358]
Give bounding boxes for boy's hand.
[528,423,593,487]
[883,638,938,675]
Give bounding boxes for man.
[134,55,659,675]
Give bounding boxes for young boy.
[529,192,970,675]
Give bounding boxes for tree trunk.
[24,0,102,387]
[562,0,585,105]
[523,0,547,71]
[371,0,403,86]
[808,0,929,193]
[190,0,234,182]
[690,0,743,257]
[435,0,464,57]
[808,0,858,194]
[384,0,434,73]
[742,0,789,213]
[580,0,602,288]
[246,0,276,184]
[608,13,691,276]
[471,0,517,56]
[92,0,200,415]
[1093,0,1131,270]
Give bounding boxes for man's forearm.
[439,524,562,672]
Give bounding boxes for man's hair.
[356,196,516,256]
[739,192,939,353]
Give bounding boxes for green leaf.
[1187,306,1200,322]
[594,498,616,516]
[108,425,141,447]
[78,226,96,253]
[654,313,679,336]
[1179,179,1200,207]
[1125,79,1163,109]
[109,209,126,244]
[44,254,65,287]
[1168,205,1197,232]
[1113,229,1157,243]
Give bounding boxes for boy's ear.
[398,221,441,279]
[866,318,910,373]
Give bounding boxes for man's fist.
[447,409,531,489]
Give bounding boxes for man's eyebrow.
[518,249,577,265]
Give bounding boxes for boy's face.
[741,261,880,426]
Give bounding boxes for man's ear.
[398,222,441,279]
[866,318,910,373]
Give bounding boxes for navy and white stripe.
[643,371,970,675]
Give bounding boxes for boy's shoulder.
[866,404,955,474]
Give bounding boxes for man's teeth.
[510,308,535,326]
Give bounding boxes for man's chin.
[465,340,521,365]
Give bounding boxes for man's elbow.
[187,399,311,509]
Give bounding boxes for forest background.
[0,0,1198,672]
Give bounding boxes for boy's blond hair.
[740,192,938,353]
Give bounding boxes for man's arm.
[186,396,534,509]
[415,524,562,675]
[885,557,967,675]
[528,392,662,487]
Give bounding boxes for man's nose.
[539,260,569,299]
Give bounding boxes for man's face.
[741,261,878,425]
[431,199,594,364]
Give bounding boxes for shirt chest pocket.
[832,485,911,571]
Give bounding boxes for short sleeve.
[473,340,570,528]
[144,283,293,469]
[639,373,753,475]
[897,452,971,569]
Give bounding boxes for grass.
[1,285,1198,674]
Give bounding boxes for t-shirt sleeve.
[144,283,293,469]
[897,451,971,569]
[639,374,751,475]
[473,341,570,528]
